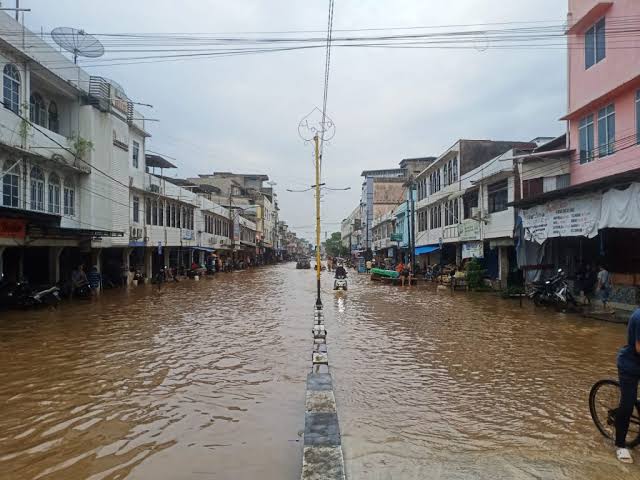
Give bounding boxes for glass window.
[166,202,171,227]
[48,101,59,133]
[463,190,478,219]
[48,173,60,214]
[63,177,75,216]
[2,159,19,207]
[152,200,158,225]
[556,174,570,190]
[158,200,163,226]
[579,114,594,164]
[488,179,508,214]
[29,92,46,127]
[30,166,45,211]
[597,104,615,157]
[452,157,458,182]
[145,198,152,224]
[132,195,140,223]
[3,64,20,114]
[132,141,139,168]
[585,18,605,69]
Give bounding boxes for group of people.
[576,263,614,311]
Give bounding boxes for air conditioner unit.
[129,226,142,239]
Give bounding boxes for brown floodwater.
[0,264,636,479]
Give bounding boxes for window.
[166,202,170,227]
[30,166,44,211]
[463,190,478,219]
[158,200,163,226]
[2,159,19,207]
[48,173,60,214]
[145,198,152,224]
[452,157,458,182]
[3,64,20,114]
[63,177,75,216]
[48,101,59,133]
[579,114,594,164]
[488,179,508,214]
[443,163,449,187]
[176,205,181,228]
[585,18,605,69]
[444,199,458,226]
[132,195,140,223]
[152,200,158,225]
[429,204,442,229]
[523,178,544,199]
[598,104,615,157]
[132,140,139,168]
[556,174,570,190]
[29,93,46,127]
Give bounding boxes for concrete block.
[301,446,345,480]
[312,352,328,364]
[303,412,341,446]
[306,373,332,391]
[305,390,337,414]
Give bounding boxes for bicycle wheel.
[589,379,640,447]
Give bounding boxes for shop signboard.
[458,219,480,241]
[521,195,600,244]
[462,241,484,259]
[0,218,26,238]
[390,233,403,242]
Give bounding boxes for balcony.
[0,105,86,173]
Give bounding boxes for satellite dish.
[51,27,104,64]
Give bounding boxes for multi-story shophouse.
[340,205,361,257]
[514,0,640,308]
[414,139,534,287]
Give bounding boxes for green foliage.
[69,133,94,160]
[465,258,484,291]
[324,231,347,257]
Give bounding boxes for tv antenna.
[51,27,104,64]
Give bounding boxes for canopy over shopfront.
[415,245,440,256]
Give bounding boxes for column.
[499,246,509,289]
[90,248,103,272]
[163,247,171,269]
[143,248,153,283]
[0,246,4,279]
[48,246,64,283]
[122,247,133,286]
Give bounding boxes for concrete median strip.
[301,308,346,480]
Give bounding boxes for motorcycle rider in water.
[335,262,347,279]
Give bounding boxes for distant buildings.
[339,0,640,310]
[0,12,299,285]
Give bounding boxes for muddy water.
[0,264,635,479]
[329,273,634,479]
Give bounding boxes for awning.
[190,246,215,253]
[415,245,440,256]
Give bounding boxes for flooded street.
[0,264,635,479]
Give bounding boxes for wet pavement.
[0,264,637,479]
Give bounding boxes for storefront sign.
[390,233,402,242]
[0,218,26,238]
[458,219,480,241]
[462,241,484,259]
[521,195,600,244]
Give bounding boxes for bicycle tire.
[589,379,640,448]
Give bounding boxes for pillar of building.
[498,246,509,289]
[48,246,64,283]
[163,247,171,269]
[90,248,103,272]
[122,247,133,286]
[143,248,153,283]
[0,246,5,278]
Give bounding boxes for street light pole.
[314,134,322,308]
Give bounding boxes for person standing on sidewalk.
[596,265,614,312]
[614,308,640,463]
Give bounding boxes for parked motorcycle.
[529,269,577,309]
[0,279,60,309]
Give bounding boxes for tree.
[323,231,347,257]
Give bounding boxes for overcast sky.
[25,0,568,242]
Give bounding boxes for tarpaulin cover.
[415,245,440,256]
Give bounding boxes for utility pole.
[314,134,322,308]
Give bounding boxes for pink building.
[565,0,640,185]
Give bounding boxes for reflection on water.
[0,265,635,479]
[0,266,311,480]
[329,273,633,479]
